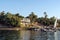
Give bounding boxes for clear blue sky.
[0,0,60,18]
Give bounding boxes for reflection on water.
[20,30,30,40]
[0,30,60,40]
[0,30,20,40]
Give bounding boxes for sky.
[0,0,60,18]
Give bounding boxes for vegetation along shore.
[0,11,60,30]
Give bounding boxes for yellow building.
[20,18,30,27]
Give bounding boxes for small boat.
[40,28,56,32]
[40,29,47,32]
[27,27,39,31]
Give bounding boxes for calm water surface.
[0,30,60,40]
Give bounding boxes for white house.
[21,18,30,27]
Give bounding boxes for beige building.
[21,18,30,27]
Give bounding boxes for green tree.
[44,12,48,19]
[49,16,56,25]
[0,11,5,24]
[15,13,24,19]
[0,11,5,15]
[26,12,37,22]
[15,13,19,16]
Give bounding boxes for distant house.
[21,18,30,27]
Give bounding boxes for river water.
[0,30,60,40]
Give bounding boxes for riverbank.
[0,26,60,31]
